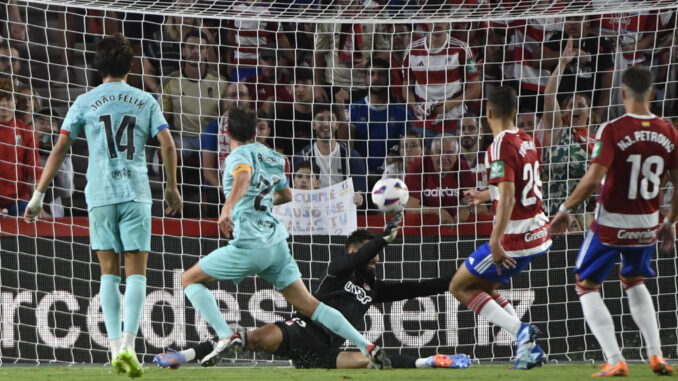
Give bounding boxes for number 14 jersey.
[590,113,678,246]
[486,128,551,257]
[61,81,168,210]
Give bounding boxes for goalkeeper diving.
[155,213,470,370]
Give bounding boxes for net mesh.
[0,0,677,366]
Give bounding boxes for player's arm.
[157,129,182,215]
[273,185,292,205]
[463,189,490,205]
[372,276,452,303]
[219,164,252,236]
[658,168,678,252]
[327,213,402,277]
[24,134,73,222]
[490,181,517,273]
[550,163,607,233]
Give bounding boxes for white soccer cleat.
[199,332,245,367]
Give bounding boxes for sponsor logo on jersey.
[524,227,548,242]
[616,228,657,243]
[490,160,505,179]
[422,188,460,197]
[344,281,372,305]
[591,141,602,159]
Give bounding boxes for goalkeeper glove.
[382,211,403,243]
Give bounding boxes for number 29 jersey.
[590,114,678,246]
[486,128,551,257]
[224,142,289,248]
[60,81,168,210]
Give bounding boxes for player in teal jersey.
[180,108,391,369]
[24,34,182,378]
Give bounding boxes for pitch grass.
[0,364,669,381]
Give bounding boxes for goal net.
[1,0,678,366]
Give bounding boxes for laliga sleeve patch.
[591,141,602,159]
[466,57,479,74]
[490,160,505,179]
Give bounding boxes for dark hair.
[0,76,14,100]
[228,107,257,142]
[294,160,320,177]
[345,229,377,250]
[369,57,390,69]
[183,30,208,46]
[622,66,654,101]
[94,33,134,78]
[295,67,313,84]
[313,103,335,119]
[487,86,517,120]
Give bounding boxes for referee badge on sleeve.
[490,160,505,179]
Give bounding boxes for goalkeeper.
[155,213,470,370]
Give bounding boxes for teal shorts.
[89,201,152,253]
[199,240,301,291]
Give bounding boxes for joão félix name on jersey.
[90,94,146,112]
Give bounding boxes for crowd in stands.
[1,0,678,230]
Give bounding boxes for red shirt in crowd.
[405,155,476,218]
[0,118,42,205]
[590,114,678,246]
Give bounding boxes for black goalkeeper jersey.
[294,236,451,348]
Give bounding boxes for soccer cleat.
[367,344,392,370]
[118,349,143,378]
[153,350,186,370]
[513,323,540,370]
[650,355,673,376]
[592,361,629,377]
[111,355,127,375]
[199,332,244,367]
[526,344,545,369]
[424,354,471,369]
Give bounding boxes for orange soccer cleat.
[650,355,674,376]
[592,361,628,377]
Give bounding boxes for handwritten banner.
[273,178,357,236]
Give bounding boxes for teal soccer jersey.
[60,81,168,210]
[224,142,288,248]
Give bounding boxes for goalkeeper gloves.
[382,211,403,243]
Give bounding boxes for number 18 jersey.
[486,128,551,257]
[224,142,289,248]
[60,81,168,210]
[590,114,678,246]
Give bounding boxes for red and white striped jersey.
[590,114,678,246]
[228,3,279,66]
[508,12,564,92]
[592,9,655,62]
[486,128,551,257]
[403,35,479,111]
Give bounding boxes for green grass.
[0,364,670,381]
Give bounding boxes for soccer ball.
[371,178,409,213]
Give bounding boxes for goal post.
[0,0,677,366]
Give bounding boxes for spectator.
[15,84,39,126]
[275,67,315,157]
[295,104,367,207]
[405,134,476,224]
[382,130,423,180]
[224,0,293,81]
[0,77,42,216]
[255,115,273,147]
[243,44,293,117]
[314,2,390,106]
[163,30,227,216]
[403,22,481,136]
[292,160,321,190]
[542,39,597,227]
[517,108,538,133]
[389,23,412,105]
[459,113,487,188]
[543,15,614,122]
[0,42,24,86]
[349,58,408,174]
[33,107,74,217]
[143,15,214,95]
[201,83,252,216]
